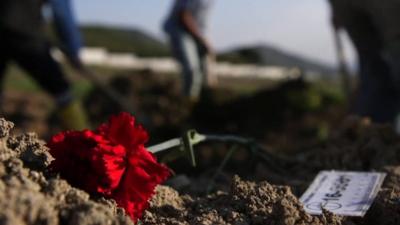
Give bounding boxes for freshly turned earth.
[1,115,400,225]
[143,176,345,225]
[0,118,133,225]
[143,117,400,225]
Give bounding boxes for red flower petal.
[48,130,102,192]
[113,152,170,220]
[47,112,170,222]
[98,112,149,150]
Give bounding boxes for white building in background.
[77,47,302,82]
[80,47,108,64]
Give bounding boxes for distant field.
[3,63,345,107]
[3,63,92,99]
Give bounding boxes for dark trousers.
[0,29,71,102]
[332,2,400,123]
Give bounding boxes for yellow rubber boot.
[58,100,90,131]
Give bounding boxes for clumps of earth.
[303,116,400,171]
[143,176,345,225]
[141,116,400,225]
[1,116,400,225]
[0,118,133,225]
[143,182,400,225]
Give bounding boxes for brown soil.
[84,71,340,143]
[143,176,346,225]
[2,71,400,224]
[0,118,133,225]
[142,116,400,225]
[1,114,400,224]
[143,176,400,225]
[82,72,347,180]
[0,115,351,225]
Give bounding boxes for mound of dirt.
[303,116,400,171]
[142,116,400,225]
[236,116,400,188]
[0,118,133,225]
[85,73,338,143]
[2,115,400,225]
[143,176,346,225]
[0,116,349,225]
[363,188,400,225]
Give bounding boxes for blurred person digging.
[163,0,215,103]
[0,0,88,130]
[329,0,400,130]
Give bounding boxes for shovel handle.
[78,67,136,113]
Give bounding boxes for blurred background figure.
[163,0,214,102]
[329,0,400,126]
[0,0,88,130]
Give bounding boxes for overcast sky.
[73,0,356,66]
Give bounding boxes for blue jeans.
[168,31,207,98]
[50,0,82,59]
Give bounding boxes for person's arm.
[179,9,213,55]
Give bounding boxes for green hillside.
[218,45,335,75]
[80,25,170,57]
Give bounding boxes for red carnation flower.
[47,112,170,222]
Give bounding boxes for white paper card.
[300,171,386,217]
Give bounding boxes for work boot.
[58,100,90,130]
